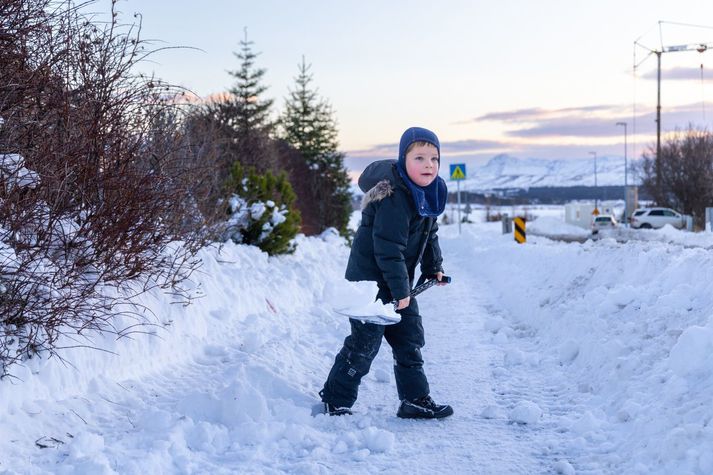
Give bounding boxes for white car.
[591,215,617,234]
[630,207,685,230]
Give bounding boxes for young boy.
[319,126,452,419]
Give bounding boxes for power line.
[659,20,713,31]
[633,21,713,188]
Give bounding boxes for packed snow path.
[4,232,579,474]
[4,223,713,473]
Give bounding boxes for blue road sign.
[450,163,466,180]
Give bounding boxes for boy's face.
[405,144,439,187]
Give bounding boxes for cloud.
[507,105,713,138]
[474,107,545,122]
[344,139,509,174]
[344,103,713,175]
[508,117,630,138]
[473,104,622,123]
[640,66,713,81]
[459,102,713,139]
[491,104,632,138]
[442,139,508,153]
[346,143,398,159]
[655,101,713,122]
[346,138,507,160]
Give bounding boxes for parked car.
[630,207,685,229]
[591,214,617,234]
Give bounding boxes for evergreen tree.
[224,161,301,255]
[226,28,274,136]
[212,28,277,171]
[279,57,352,236]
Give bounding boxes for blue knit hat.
[396,127,447,218]
[398,126,441,169]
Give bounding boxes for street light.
[616,122,628,226]
[589,151,598,213]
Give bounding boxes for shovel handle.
[392,275,451,310]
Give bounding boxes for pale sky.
[99,0,713,171]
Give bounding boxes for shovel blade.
[333,308,401,325]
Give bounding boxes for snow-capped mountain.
[445,154,634,191]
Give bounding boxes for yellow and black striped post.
[514,217,526,244]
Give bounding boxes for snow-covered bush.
[0,1,202,374]
[223,161,300,255]
[0,154,40,193]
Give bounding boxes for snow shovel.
[333,275,452,325]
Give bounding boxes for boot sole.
[397,407,454,419]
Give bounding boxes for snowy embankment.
[1,232,346,404]
[528,216,590,239]
[2,220,713,473]
[465,227,713,474]
[1,232,371,473]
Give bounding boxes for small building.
[565,201,621,229]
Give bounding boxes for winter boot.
[397,395,453,419]
[324,402,352,416]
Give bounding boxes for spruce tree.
[280,57,351,236]
[213,28,276,171]
[226,28,273,135]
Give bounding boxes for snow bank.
[0,233,403,473]
[528,215,589,237]
[5,210,713,473]
[453,223,713,474]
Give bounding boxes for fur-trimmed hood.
[361,179,393,209]
[357,158,447,218]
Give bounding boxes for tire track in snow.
[346,242,566,474]
[447,236,597,474]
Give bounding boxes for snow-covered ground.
[2,218,713,474]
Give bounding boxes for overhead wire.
[634,21,713,148]
[659,21,713,32]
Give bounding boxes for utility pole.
[656,50,661,189]
[634,37,709,197]
[589,151,598,214]
[616,122,628,225]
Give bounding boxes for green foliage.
[224,162,301,255]
[225,29,274,136]
[279,57,352,236]
[208,30,279,172]
[280,59,338,164]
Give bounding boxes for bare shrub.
[637,126,713,229]
[0,0,204,375]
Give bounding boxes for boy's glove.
[416,272,448,287]
[396,296,411,310]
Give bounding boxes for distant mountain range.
[349,154,637,197]
[445,154,634,192]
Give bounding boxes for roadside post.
[449,163,466,235]
[502,214,512,234]
[685,215,694,231]
[707,207,713,232]
[514,217,526,244]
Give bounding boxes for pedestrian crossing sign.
[450,164,466,181]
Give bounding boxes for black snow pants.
[319,286,429,408]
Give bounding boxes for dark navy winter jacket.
[345,160,444,300]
